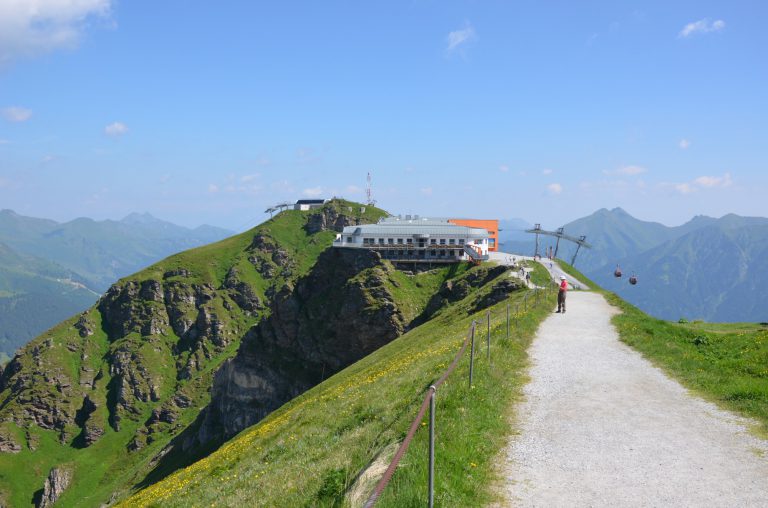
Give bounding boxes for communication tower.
[366,172,377,206]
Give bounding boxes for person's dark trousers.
[557,291,566,312]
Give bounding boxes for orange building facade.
[448,218,499,252]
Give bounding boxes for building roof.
[295,199,326,205]
[341,223,488,237]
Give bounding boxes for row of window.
[358,237,467,246]
[379,249,464,258]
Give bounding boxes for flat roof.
[341,223,488,237]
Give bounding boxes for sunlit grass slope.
[122,266,553,507]
[0,199,388,507]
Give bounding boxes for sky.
[1,1,766,232]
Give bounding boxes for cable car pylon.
[525,224,592,266]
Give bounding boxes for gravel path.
[500,291,768,507]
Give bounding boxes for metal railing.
[363,279,556,507]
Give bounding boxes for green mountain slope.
[122,264,548,508]
[0,210,233,291]
[556,207,679,272]
[0,200,389,507]
[592,223,768,322]
[0,243,99,357]
[0,211,234,358]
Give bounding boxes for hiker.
[556,275,567,313]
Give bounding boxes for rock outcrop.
[0,199,392,506]
[418,264,510,322]
[193,247,407,445]
[304,204,369,234]
[37,466,72,508]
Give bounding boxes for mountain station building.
[332,215,494,264]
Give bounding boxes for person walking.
[556,275,567,313]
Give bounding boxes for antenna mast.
[366,172,376,206]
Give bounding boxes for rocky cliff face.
[0,200,390,507]
[194,247,407,445]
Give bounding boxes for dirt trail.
[499,291,768,507]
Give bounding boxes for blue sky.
[1,1,766,231]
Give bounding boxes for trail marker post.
[469,323,475,388]
[506,303,510,340]
[486,310,491,361]
[428,386,436,508]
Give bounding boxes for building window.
[397,238,404,244]
[388,238,394,245]
[430,239,437,245]
[459,239,465,245]
[406,238,413,245]
[347,236,353,242]
[439,239,446,245]
[449,239,455,245]
[378,238,385,245]
[430,250,437,256]
[439,250,446,256]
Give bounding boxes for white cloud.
[679,139,691,149]
[499,165,509,173]
[667,172,733,194]
[41,155,55,163]
[208,184,219,193]
[0,139,9,145]
[303,186,323,197]
[421,187,433,196]
[0,0,112,65]
[603,165,647,176]
[2,106,32,122]
[345,185,362,194]
[694,172,732,188]
[546,183,563,195]
[159,174,171,183]
[542,168,553,175]
[679,19,725,38]
[446,23,475,53]
[104,121,127,136]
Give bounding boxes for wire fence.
[363,278,557,507]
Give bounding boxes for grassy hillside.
[121,264,553,507]
[0,209,233,292]
[0,200,389,507]
[0,243,98,357]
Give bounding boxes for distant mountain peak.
[121,212,160,224]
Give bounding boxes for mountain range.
[0,210,233,359]
[554,209,768,322]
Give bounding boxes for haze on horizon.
[1,1,766,232]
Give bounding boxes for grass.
[554,261,768,436]
[554,258,598,288]
[605,294,768,435]
[0,200,391,507]
[119,266,552,507]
